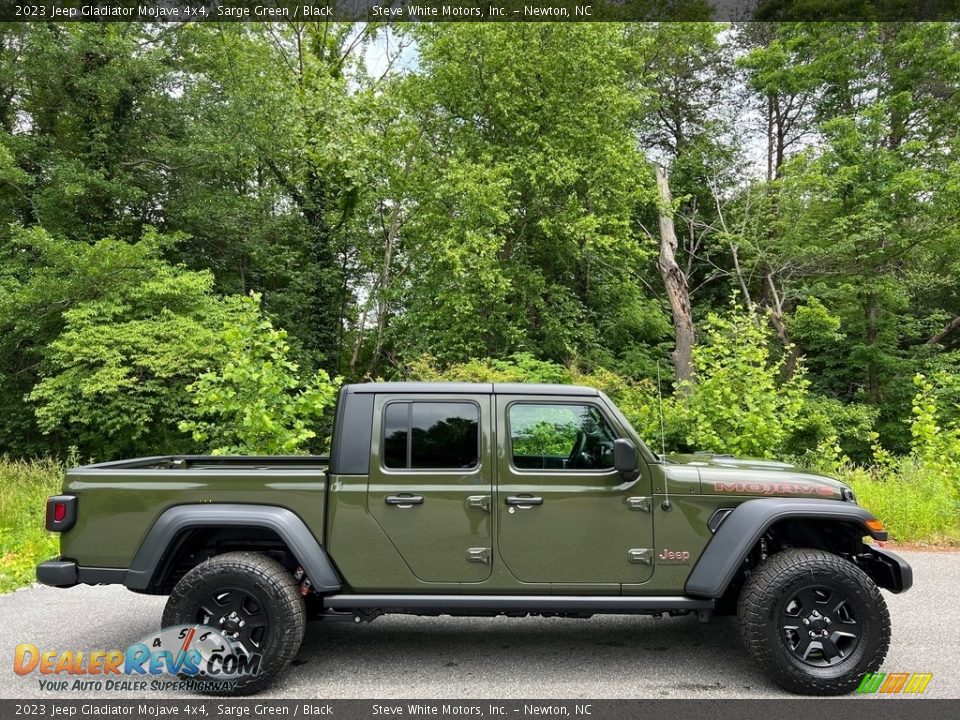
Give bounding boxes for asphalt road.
[1,550,956,699]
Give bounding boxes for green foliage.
[908,373,960,496]
[674,309,810,458]
[0,457,63,593]
[816,373,960,544]
[787,298,844,351]
[4,25,176,243]
[910,373,960,462]
[840,460,960,545]
[666,307,879,463]
[0,23,958,548]
[379,24,660,370]
[408,352,570,385]
[788,396,879,469]
[743,23,960,452]
[180,295,342,455]
[4,227,231,459]
[21,232,234,457]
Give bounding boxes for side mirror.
[613,438,638,476]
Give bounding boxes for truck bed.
[73,455,330,472]
[59,455,329,572]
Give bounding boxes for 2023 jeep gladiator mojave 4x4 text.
[37,383,912,695]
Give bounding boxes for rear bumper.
[37,558,78,587]
[857,546,913,593]
[37,558,127,588]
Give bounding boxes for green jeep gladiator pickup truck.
[37,382,912,695]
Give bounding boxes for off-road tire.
[737,548,890,695]
[163,551,305,696]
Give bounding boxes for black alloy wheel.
[738,547,890,695]
[779,585,860,667]
[196,586,270,654]
[163,551,305,695]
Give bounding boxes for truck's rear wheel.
[162,551,305,695]
[737,548,890,695]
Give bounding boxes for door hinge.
[466,547,491,564]
[467,495,491,512]
[627,496,652,512]
[628,548,653,565]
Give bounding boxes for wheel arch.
[686,498,889,599]
[125,504,342,594]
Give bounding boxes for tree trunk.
[766,95,774,182]
[926,314,960,346]
[655,165,695,385]
[366,200,400,378]
[764,271,798,380]
[365,144,418,377]
[864,293,880,404]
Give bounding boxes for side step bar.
[323,594,714,612]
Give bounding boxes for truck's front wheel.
[737,548,890,695]
[162,551,305,695]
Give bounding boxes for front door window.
[509,403,615,471]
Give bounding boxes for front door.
[368,393,493,583]
[496,396,654,585]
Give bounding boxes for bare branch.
[926,315,960,346]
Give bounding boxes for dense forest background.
[0,22,958,474]
[3,20,959,592]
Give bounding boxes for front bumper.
[857,546,913,593]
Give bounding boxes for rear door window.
[382,402,480,470]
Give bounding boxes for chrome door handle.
[385,494,424,507]
[505,495,543,508]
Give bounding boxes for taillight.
[45,495,76,532]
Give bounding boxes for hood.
[664,453,850,501]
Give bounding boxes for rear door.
[368,393,493,583]
[495,395,655,586]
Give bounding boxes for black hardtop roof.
[343,382,599,396]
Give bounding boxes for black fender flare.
[685,498,888,598]
[124,504,342,592]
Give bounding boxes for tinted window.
[509,403,615,470]
[383,403,410,469]
[383,402,480,470]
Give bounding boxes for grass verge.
[0,457,63,593]
[839,459,960,545]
